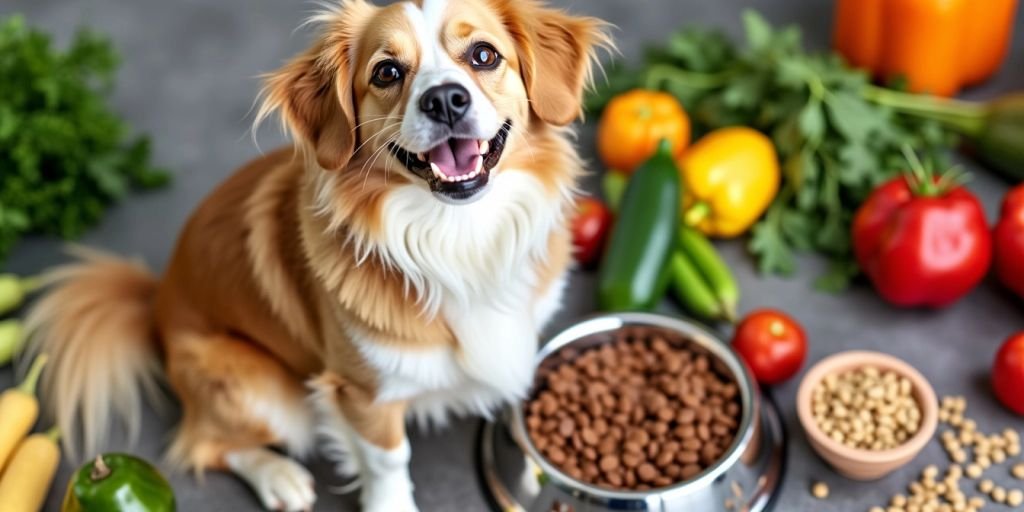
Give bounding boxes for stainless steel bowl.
[479,313,786,511]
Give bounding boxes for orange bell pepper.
[833,0,1018,97]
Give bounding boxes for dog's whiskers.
[352,121,404,158]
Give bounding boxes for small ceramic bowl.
[796,351,938,481]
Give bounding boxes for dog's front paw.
[361,477,418,512]
[227,449,316,512]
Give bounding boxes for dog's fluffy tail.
[22,246,165,460]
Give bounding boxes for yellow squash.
[0,354,47,473]
[677,127,780,238]
[0,427,60,512]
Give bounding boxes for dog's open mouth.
[389,120,511,202]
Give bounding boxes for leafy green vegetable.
[0,15,168,262]
[587,10,957,290]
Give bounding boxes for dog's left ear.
[504,1,612,126]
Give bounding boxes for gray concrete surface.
[0,0,1022,510]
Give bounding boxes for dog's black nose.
[419,84,471,127]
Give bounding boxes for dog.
[22,0,609,510]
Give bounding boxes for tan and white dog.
[23,0,609,510]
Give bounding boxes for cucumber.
[597,140,680,311]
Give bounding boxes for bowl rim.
[795,350,938,463]
[511,312,758,501]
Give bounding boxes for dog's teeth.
[474,157,483,174]
[430,162,446,180]
[479,140,490,155]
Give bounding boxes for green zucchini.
[597,140,680,311]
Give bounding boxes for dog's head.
[259,0,609,204]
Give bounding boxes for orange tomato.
[596,90,690,173]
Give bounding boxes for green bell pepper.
[62,454,175,512]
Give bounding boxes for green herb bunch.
[587,11,957,289]
[0,15,168,262]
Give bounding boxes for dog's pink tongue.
[429,139,479,177]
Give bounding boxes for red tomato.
[571,197,613,268]
[731,309,807,385]
[852,176,992,308]
[994,184,1024,298]
[993,332,1024,415]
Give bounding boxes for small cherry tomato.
[993,332,1024,415]
[731,309,808,385]
[571,197,613,268]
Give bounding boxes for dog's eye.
[469,42,501,70]
[372,61,404,87]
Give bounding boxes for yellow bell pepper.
[678,127,780,238]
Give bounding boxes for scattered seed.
[992,486,1007,504]
[811,481,829,499]
[1009,489,1024,507]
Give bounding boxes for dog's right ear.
[257,1,373,171]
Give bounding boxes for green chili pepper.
[62,454,176,512]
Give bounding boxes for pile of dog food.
[523,329,742,490]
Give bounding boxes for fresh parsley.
[0,15,169,262]
[587,10,956,290]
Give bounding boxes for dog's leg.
[310,373,418,512]
[163,331,318,511]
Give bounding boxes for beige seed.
[1013,463,1024,480]
[992,486,1007,503]
[965,464,983,479]
[812,481,829,499]
[968,496,985,508]
[869,507,885,512]
[980,479,995,493]
[891,494,907,507]
[1008,489,1024,507]
[992,449,1006,464]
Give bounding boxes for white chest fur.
[350,170,568,426]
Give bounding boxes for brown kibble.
[622,452,643,468]
[623,441,643,454]
[581,428,598,446]
[677,450,699,465]
[656,450,675,468]
[547,446,566,465]
[637,463,659,483]
[606,471,623,488]
[677,409,696,424]
[599,454,620,472]
[697,423,711,441]
[680,464,702,479]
